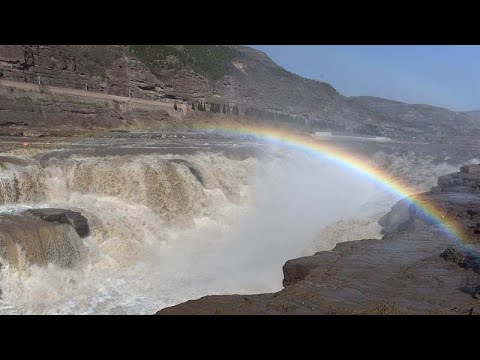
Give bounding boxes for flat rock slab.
[23,208,90,238]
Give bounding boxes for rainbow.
[197,121,467,244]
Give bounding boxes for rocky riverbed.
[157,165,480,315]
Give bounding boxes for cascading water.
[0,145,461,314]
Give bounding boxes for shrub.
[128,45,241,81]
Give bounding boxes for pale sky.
[250,45,480,112]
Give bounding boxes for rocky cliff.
[2,45,479,139]
[156,165,480,315]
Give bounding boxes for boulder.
[440,246,480,273]
[378,198,413,234]
[23,208,90,238]
[283,255,321,287]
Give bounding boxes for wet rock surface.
[378,198,413,235]
[23,208,90,238]
[157,165,480,315]
[0,210,86,269]
[379,164,480,243]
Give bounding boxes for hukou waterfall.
[1,44,480,316]
[0,137,462,314]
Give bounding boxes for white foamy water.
[0,147,461,314]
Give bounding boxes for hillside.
[348,96,480,140]
[0,45,479,139]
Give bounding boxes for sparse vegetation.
[209,103,221,113]
[128,45,241,80]
[38,83,51,95]
[270,66,296,79]
[197,101,206,111]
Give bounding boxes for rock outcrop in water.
[377,198,413,234]
[0,209,88,269]
[157,165,480,315]
[24,208,90,238]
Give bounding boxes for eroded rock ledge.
[24,208,90,238]
[0,208,89,269]
[157,165,480,315]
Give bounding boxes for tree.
[232,104,239,115]
[222,104,227,114]
[192,102,195,110]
